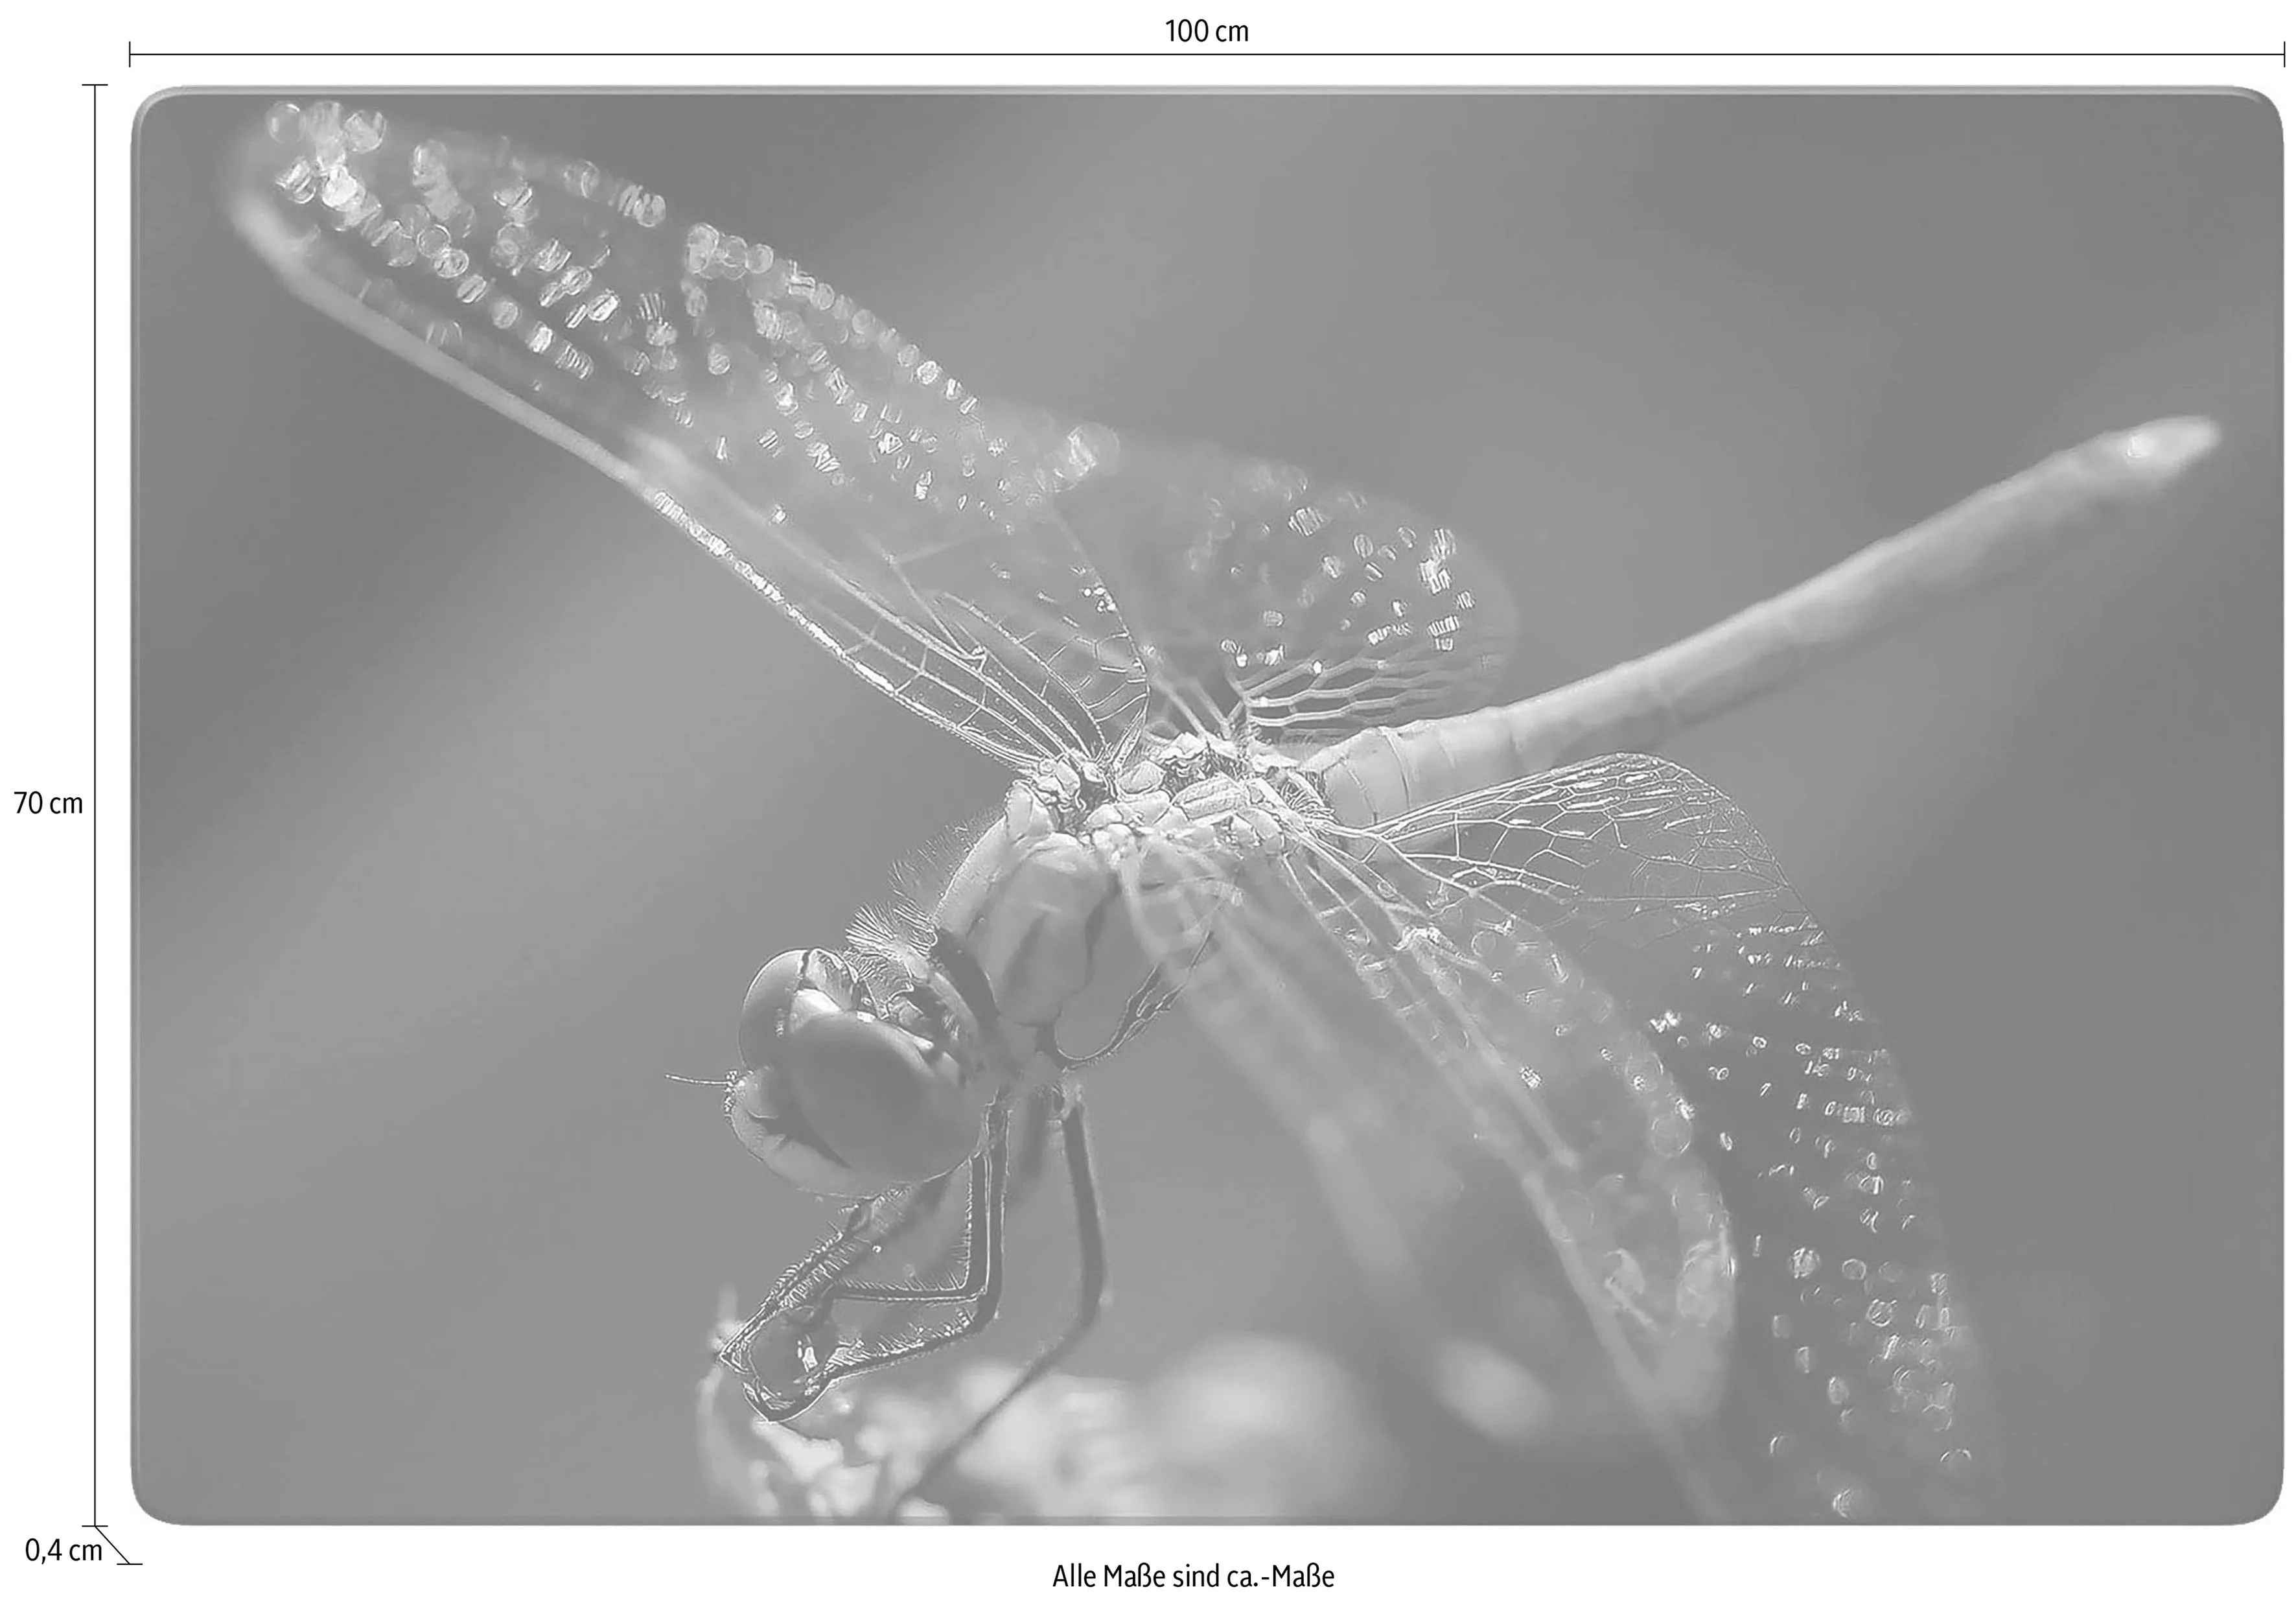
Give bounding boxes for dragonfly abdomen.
[1312,418,2222,817]
[1308,709,1546,830]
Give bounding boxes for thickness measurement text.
[24,1538,104,1564]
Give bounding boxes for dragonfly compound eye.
[727,954,978,1195]
[737,948,859,1072]
[780,1012,978,1188]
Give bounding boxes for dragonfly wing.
[1384,751,1999,1519]
[231,102,1152,769]
[1122,825,1749,1517]
[1050,432,1520,744]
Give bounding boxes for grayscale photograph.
[133,91,2278,1523]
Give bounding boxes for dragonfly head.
[726,948,981,1197]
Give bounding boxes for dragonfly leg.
[877,1092,1111,1517]
[720,1109,1014,1421]
[831,1088,1067,1306]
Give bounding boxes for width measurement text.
[1166,18,1249,43]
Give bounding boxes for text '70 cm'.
[14,791,84,815]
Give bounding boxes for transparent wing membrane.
[230,102,1150,769]
[1387,753,1999,1518]
[1124,830,1745,1516]
[1056,433,1520,743]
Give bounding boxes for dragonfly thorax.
[931,773,1143,1066]
[930,737,1321,1083]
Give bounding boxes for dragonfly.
[229,100,2218,1521]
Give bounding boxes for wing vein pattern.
[231,102,1153,768]
[1382,751,1999,1518]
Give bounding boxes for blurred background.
[135,93,2277,1521]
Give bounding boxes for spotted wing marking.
[1387,753,1999,1518]
[230,100,1154,769]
